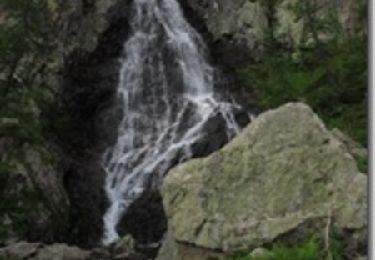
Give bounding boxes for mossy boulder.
[159,103,366,260]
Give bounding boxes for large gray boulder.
[158,103,367,259]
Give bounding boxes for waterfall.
[102,0,245,245]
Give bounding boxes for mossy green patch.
[0,181,44,242]
[231,235,343,260]
[354,154,368,174]
[232,239,320,260]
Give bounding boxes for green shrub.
[233,239,320,260]
[231,236,343,260]
[354,154,368,173]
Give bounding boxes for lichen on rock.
[159,103,367,259]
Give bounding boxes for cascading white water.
[102,0,244,245]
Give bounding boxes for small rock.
[113,252,130,259]
[114,252,147,260]
[250,247,271,258]
[113,235,135,255]
[32,243,90,260]
[0,242,41,259]
[0,117,19,126]
[2,214,12,225]
[90,247,111,260]
[331,128,367,160]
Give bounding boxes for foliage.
[0,184,44,241]
[233,239,320,260]
[0,0,57,145]
[0,2,58,242]
[238,0,367,147]
[354,153,368,173]
[0,0,54,87]
[231,236,343,260]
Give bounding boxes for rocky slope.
[0,0,131,247]
[180,0,365,66]
[158,103,367,260]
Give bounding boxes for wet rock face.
[159,103,367,260]
[120,191,167,258]
[56,0,132,248]
[177,0,257,69]
[60,0,131,153]
[63,158,107,248]
[176,0,259,113]
[178,0,267,68]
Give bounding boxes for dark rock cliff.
[0,0,133,247]
[55,0,131,247]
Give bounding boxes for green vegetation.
[233,240,320,260]
[0,187,43,241]
[354,153,368,173]
[0,1,58,242]
[231,236,343,260]
[0,0,57,145]
[238,0,367,148]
